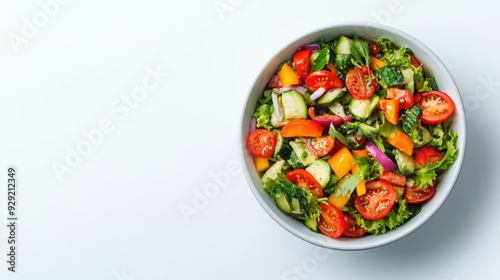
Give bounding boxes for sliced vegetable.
[281,120,324,138]
[346,66,377,100]
[402,105,423,135]
[354,180,396,220]
[261,159,285,184]
[343,214,366,237]
[327,146,355,178]
[277,63,299,87]
[405,183,435,204]
[306,159,331,187]
[379,99,400,125]
[286,169,323,197]
[379,171,406,187]
[281,90,308,120]
[334,36,354,55]
[370,57,387,71]
[306,136,335,157]
[309,87,326,101]
[365,141,397,172]
[414,91,455,125]
[394,150,416,176]
[254,157,270,173]
[349,95,381,121]
[271,92,282,121]
[312,114,345,129]
[247,129,277,158]
[317,88,344,106]
[289,140,318,167]
[386,88,414,109]
[293,49,312,80]
[305,70,343,92]
[386,131,414,156]
[379,65,405,88]
[318,203,346,238]
[414,146,443,166]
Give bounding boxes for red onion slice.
[365,141,397,172]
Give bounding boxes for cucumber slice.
[304,218,318,232]
[334,36,354,55]
[273,130,292,160]
[306,159,331,188]
[274,194,292,214]
[282,90,307,120]
[261,160,285,184]
[402,67,415,93]
[317,88,345,106]
[394,150,416,176]
[289,140,317,167]
[349,95,381,120]
[328,102,347,118]
[379,65,405,88]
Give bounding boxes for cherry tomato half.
[354,180,396,220]
[306,136,335,157]
[286,169,323,197]
[405,184,435,204]
[346,66,377,100]
[365,39,381,56]
[293,49,312,80]
[318,203,346,239]
[267,74,282,89]
[409,54,422,68]
[414,91,456,125]
[386,88,414,109]
[343,214,366,237]
[305,70,343,92]
[379,172,407,187]
[414,146,443,166]
[247,129,277,158]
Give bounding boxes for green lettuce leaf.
[349,200,421,235]
[376,37,396,54]
[381,46,411,68]
[253,104,273,130]
[311,48,330,72]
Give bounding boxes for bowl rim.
[239,21,467,251]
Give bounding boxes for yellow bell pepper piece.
[277,63,299,87]
[327,146,355,178]
[329,175,351,209]
[254,157,269,173]
[350,164,366,196]
[370,57,387,71]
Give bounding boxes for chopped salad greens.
[247,36,458,238]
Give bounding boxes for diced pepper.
[329,175,351,209]
[370,57,387,71]
[387,131,414,156]
[379,99,400,125]
[254,157,270,173]
[350,164,366,196]
[327,146,355,178]
[280,120,324,138]
[277,63,299,87]
[352,149,369,158]
[326,62,339,75]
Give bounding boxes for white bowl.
[239,22,466,251]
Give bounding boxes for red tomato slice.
[354,180,396,220]
[306,136,335,157]
[409,54,422,68]
[286,169,323,197]
[318,203,346,239]
[405,185,435,204]
[343,214,366,237]
[293,49,312,80]
[379,172,407,187]
[414,91,455,125]
[386,88,414,109]
[267,74,282,89]
[365,39,381,56]
[414,146,443,166]
[305,70,343,92]
[247,129,277,158]
[346,66,377,100]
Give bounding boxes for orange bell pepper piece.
[370,57,387,71]
[352,149,369,158]
[254,157,269,173]
[387,131,414,156]
[327,146,355,178]
[379,99,400,125]
[280,120,324,138]
[277,63,299,87]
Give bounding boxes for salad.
[247,35,459,238]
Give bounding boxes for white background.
[0,0,498,279]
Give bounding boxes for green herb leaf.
[329,124,348,146]
[311,48,330,72]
